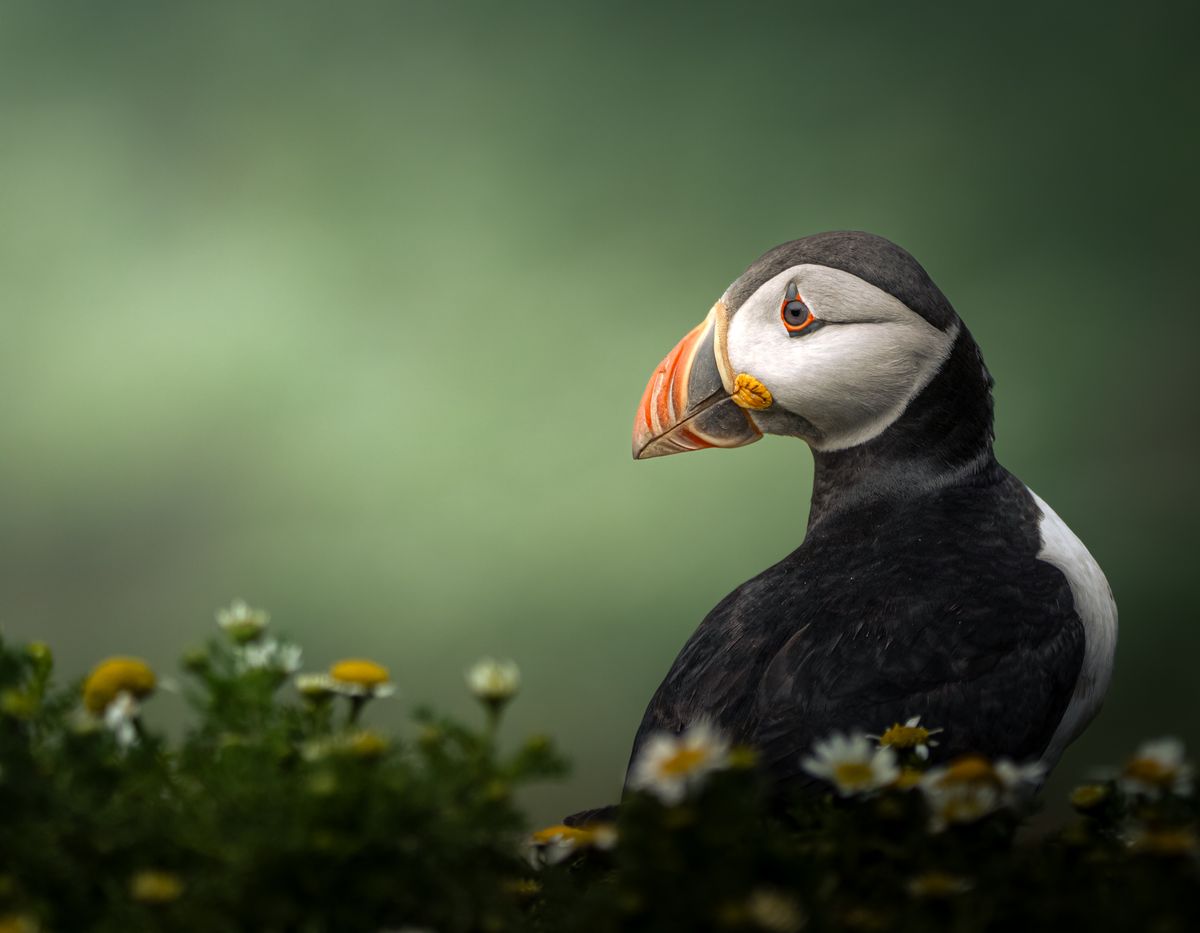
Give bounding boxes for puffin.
[623,231,1117,794]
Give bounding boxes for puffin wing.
[750,557,1085,780]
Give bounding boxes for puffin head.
[634,231,977,459]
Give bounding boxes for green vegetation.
[0,605,1195,933]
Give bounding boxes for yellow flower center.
[908,871,969,898]
[0,914,38,933]
[1133,829,1197,857]
[504,878,543,898]
[130,870,184,903]
[892,767,925,791]
[1123,757,1176,786]
[833,761,876,788]
[82,657,156,714]
[347,731,388,758]
[329,659,390,688]
[530,822,616,850]
[1070,784,1110,810]
[938,756,996,786]
[879,723,931,748]
[659,745,709,777]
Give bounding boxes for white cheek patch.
[725,265,957,451]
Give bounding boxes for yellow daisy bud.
[330,659,391,689]
[82,657,156,714]
[0,690,37,720]
[25,642,52,666]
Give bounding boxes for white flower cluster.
[213,598,302,675]
[800,720,1044,832]
[234,638,302,675]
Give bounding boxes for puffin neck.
[806,327,999,531]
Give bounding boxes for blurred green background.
[1,1,1197,823]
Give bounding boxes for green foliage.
[0,617,1197,933]
[0,626,564,933]
[544,760,1198,933]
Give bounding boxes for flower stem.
[348,696,366,726]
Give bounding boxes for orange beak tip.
[632,310,762,460]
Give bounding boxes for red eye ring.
[780,293,816,333]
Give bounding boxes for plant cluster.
[0,604,1196,932]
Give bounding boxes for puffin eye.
[780,283,816,335]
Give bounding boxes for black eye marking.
[779,282,820,335]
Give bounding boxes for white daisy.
[919,755,1041,831]
[327,679,397,699]
[1120,737,1193,798]
[216,598,270,642]
[276,642,303,673]
[627,719,731,805]
[294,672,338,700]
[528,822,617,866]
[870,715,944,761]
[921,781,999,832]
[465,658,521,706]
[801,731,899,797]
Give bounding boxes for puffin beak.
[633,301,764,459]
